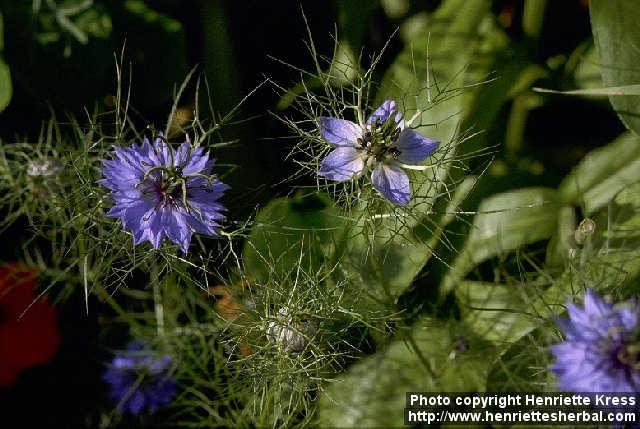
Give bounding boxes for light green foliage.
[317,319,493,427]
[558,131,640,214]
[441,187,560,294]
[590,0,640,136]
[243,192,344,285]
[341,175,477,302]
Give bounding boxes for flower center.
[357,115,402,163]
[139,166,188,208]
[617,342,640,370]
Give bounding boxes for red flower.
[0,262,60,387]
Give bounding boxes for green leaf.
[243,193,344,284]
[478,181,640,352]
[573,181,640,295]
[456,281,535,345]
[533,84,640,97]
[558,131,640,214]
[0,58,12,112]
[343,176,477,302]
[590,0,640,136]
[441,187,560,294]
[378,0,491,145]
[486,326,555,392]
[317,319,494,427]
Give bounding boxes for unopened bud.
[574,218,595,245]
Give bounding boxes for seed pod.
[267,308,317,353]
[574,218,596,245]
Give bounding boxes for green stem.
[151,258,165,338]
[505,95,529,160]
[522,0,547,40]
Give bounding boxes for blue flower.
[550,289,640,392]
[102,342,177,416]
[317,100,439,205]
[100,135,229,253]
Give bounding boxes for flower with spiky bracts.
[317,100,439,205]
[99,135,229,253]
[102,342,177,416]
[550,289,640,392]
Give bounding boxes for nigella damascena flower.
[550,289,640,392]
[102,342,177,416]
[317,100,439,205]
[99,135,229,253]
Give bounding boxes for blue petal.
[366,100,403,128]
[164,209,192,253]
[393,129,439,164]
[582,289,612,318]
[182,147,210,175]
[371,163,410,205]
[318,147,365,181]
[146,210,166,249]
[126,390,147,416]
[317,117,362,146]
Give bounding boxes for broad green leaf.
[456,281,536,345]
[317,319,494,427]
[457,182,640,370]
[482,181,640,352]
[558,132,640,214]
[0,58,11,112]
[590,0,640,136]
[343,176,477,302]
[243,193,344,285]
[123,0,181,32]
[441,188,560,294]
[73,3,112,40]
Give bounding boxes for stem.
[151,258,165,338]
[522,0,547,40]
[78,233,89,315]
